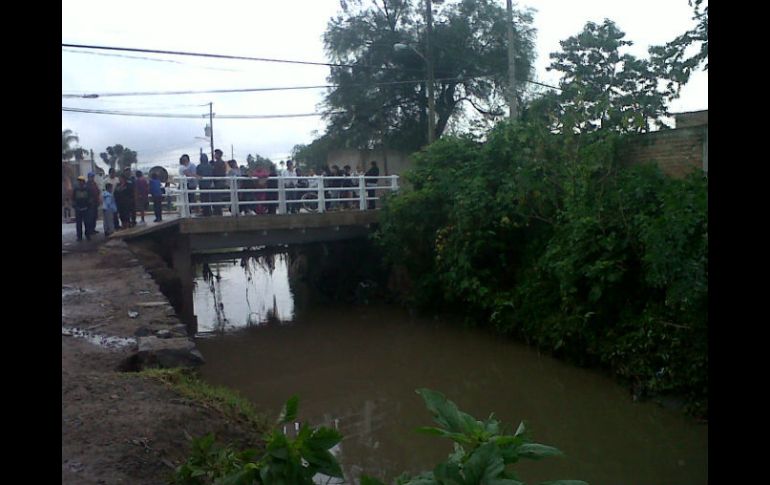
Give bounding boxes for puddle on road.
[62,326,136,350]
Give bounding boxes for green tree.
[649,0,708,94]
[246,153,274,172]
[99,144,138,171]
[322,0,536,152]
[292,135,338,172]
[546,19,675,134]
[62,129,86,161]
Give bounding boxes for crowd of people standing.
[71,167,165,241]
[69,150,384,242]
[179,149,381,215]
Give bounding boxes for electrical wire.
[62,43,368,69]
[62,43,562,94]
[61,75,493,98]
[62,107,341,119]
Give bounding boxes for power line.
[62,48,246,73]
[62,107,340,119]
[61,75,490,98]
[62,43,363,69]
[61,43,562,92]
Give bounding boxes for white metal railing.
[172,175,399,217]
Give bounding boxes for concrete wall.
[620,124,708,178]
[324,110,709,180]
[326,148,414,176]
[674,110,708,129]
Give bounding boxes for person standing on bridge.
[122,168,136,227]
[134,170,149,225]
[85,172,101,237]
[114,174,133,230]
[179,154,197,213]
[365,160,379,210]
[104,168,121,230]
[149,172,164,222]
[196,153,213,217]
[212,149,228,216]
[282,159,298,213]
[72,175,93,241]
[102,183,117,237]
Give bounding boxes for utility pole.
[507,0,517,119]
[231,144,234,161]
[209,102,214,161]
[425,0,436,144]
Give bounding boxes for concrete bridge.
[116,210,381,252]
[111,174,398,333]
[114,208,386,334]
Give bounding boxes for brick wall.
[620,125,707,178]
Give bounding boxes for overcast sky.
[62,0,708,171]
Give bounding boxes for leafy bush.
[376,119,708,416]
[362,389,587,485]
[171,395,342,485]
[174,390,585,485]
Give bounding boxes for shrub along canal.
[187,250,707,485]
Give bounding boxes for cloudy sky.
[62,0,708,171]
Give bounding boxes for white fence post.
[230,175,239,216]
[391,175,399,192]
[277,177,287,215]
[359,175,366,211]
[317,176,325,213]
[179,177,190,218]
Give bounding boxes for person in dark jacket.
[72,176,94,241]
[85,172,101,236]
[212,149,227,216]
[114,174,133,229]
[149,172,164,222]
[197,153,213,216]
[122,168,136,227]
[365,161,380,210]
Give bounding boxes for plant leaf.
[278,395,299,425]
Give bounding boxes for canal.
[189,250,707,485]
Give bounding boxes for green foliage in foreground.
[172,390,585,485]
[376,120,707,416]
[172,395,343,485]
[363,389,586,485]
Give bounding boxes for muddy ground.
[62,237,263,485]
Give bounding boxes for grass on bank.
[137,368,270,433]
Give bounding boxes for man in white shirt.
[281,160,298,213]
[179,154,198,212]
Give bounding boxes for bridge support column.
[172,233,198,335]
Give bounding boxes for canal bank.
[61,234,265,484]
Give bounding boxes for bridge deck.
[112,211,380,250]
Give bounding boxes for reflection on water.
[193,251,294,334]
[193,252,708,485]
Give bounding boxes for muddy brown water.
[191,252,707,485]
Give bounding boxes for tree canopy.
[542,19,676,134]
[62,129,86,161]
[99,144,138,171]
[649,0,708,94]
[321,0,536,152]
